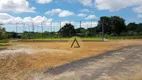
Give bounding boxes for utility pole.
[28,23,30,32]
[32,23,34,33]
[91,20,93,37]
[23,23,25,33]
[60,22,62,40]
[80,21,82,28]
[41,22,43,39]
[31,22,34,40]
[102,19,104,41]
[51,22,53,40]
[41,22,43,33]
[16,23,18,33]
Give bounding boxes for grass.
[105,36,142,40]
[22,37,103,42]
[0,40,9,43]
[0,43,7,46]
[0,40,9,46]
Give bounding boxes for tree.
[110,16,126,35]
[97,16,126,35]
[126,22,138,31]
[97,16,112,34]
[75,28,86,37]
[136,23,142,33]
[86,27,97,37]
[59,23,76,37]
[0,26,7,39]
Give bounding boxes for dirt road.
[32,45,142,80]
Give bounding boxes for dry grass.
[0,40,142,80]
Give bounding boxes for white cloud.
[95,0,142,18]
[36,0,52,4]
[80,9,95,13]
[0,13,13,20]
[133,5,142,13]
[14,17,23,23]
[79,0,92,6]
[95,0,142,12]
[23,16,52,24]
[23,17,33,23]
[45,9,62,15]
[0,13,52,24]
[0,0,35,13]
[86,15,97,20]
[59,10,74,17]
[0,13,14,24]
[81,9,90,12]
[138,14,142,18]
[81,21,98,28]
[45,9,74,17]
[67,0,93,7]
[77,13,87,17]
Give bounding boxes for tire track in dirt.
[32,45,142,80]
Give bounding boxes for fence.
[2,20,104,41]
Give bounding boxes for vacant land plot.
[0,40,142,80]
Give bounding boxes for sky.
[0,0,142,32]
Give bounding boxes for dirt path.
[32,45,142,80]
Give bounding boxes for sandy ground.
[39,45,142,80]
[0,40,142,80]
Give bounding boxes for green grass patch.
[19,37,103,42]
[0,40,9,46]
[0,43,7,46]
[31,37,102,41]
[0,40,9,43]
